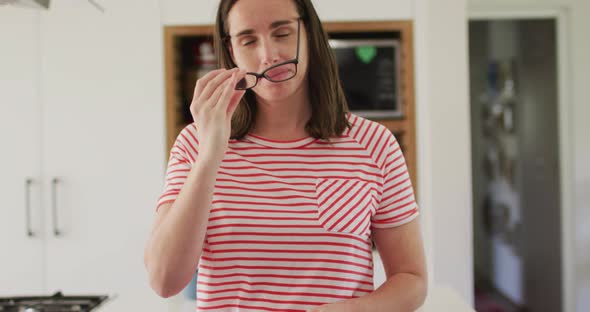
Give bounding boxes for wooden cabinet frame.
[164,21,417,186]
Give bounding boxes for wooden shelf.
[163,20,417,188]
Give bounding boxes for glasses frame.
[226,18,302,90]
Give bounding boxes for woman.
[144,0,427,311]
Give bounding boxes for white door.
[0,8,44,296]
[40,1,168,310]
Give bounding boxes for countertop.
[169,285,475,312]
[417,285,475,312]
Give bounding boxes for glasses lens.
[263,63,297,82]
[235,74,258,90]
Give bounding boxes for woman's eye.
[276,33,290,38]
[242,39,256,46]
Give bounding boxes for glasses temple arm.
[296,19,301,60]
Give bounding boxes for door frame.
[468,5,574,312]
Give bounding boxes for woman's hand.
[190,68,247,161]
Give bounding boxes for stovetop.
[0,291,108,312]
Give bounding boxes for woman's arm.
[310,218,428,312]
[144,68,247,298]
[143,156,222,298]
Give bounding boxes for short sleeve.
[371,132,419,228]
[156,124,199,211]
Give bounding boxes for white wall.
[469,0,590,311]
[160,0,414,25]
[569,4,590,311]
[413,0,473,305]
[161,0,474,305]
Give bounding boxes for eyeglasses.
[230,18,302,90]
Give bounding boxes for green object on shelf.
[356,46,377,64]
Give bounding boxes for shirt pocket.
[314,178,377,236]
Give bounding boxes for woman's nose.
[258,38,281,67]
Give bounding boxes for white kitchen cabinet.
[1,1,169,310]
[0,7,44,296]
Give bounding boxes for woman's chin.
[253,82,295,101]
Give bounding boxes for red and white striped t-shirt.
[157,113,419,312]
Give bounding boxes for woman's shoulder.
[177,123,199,141]
[172,123,200,151]
[346,112,394,142]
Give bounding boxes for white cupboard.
[1,1,170,311]
[0,7,45,296]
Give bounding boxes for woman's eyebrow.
[234,20,294,37]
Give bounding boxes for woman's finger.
[218,69,247,112]
[227,89,246,116]
[198,68,238,103]
[193,68,224,100]
[209,73,235,109]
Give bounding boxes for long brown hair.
[214,0,350,140]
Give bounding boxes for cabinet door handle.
[25,178,35,237]
[51,177,62,237]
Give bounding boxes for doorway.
[469,18,563,312]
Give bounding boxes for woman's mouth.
[266,67,293,81]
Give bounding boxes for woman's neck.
[252,85,311,141]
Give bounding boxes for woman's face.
[226,0,309,102]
